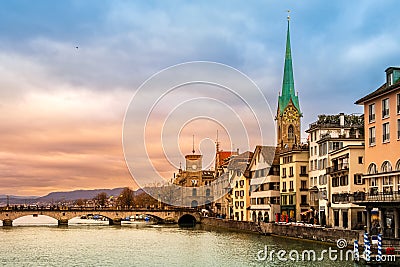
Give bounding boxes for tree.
[118,187,135,209]
[135,192,158,208]
[74,199,86,207]
[94,192,108,207]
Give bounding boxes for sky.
[0,0,399,196]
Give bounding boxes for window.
[289,195,295,205]
[369,127,376,145]
[368,163,377,174]
[381,161,393,173]
[301,180,307,189]
[397,94,400,114]
[301,195,307,204]
[192,188,197,196]
[357,211,363,223]
[282,168,286,178]
[282,182,286,191]
[288,125,294,140]
[206,189,211,196]
[281,196,287,205]
[319,175,327,185]
[383,122,390,142]
[334,210,339,227]
[354,174,364,185]
[358,156,363,164]
[368,103,376,122]
[340,175,349,186]
[310,147,313,156]
[382,98,389,118]
[300,166,307,176]
[332,177,339,187]
[398,119,400,139]
[383,176,394,194]
[289,181,294,190]
[329,141,343,151]
[289,167,294,177]
[319,143,328,156]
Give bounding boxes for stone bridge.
[0,208,202,226]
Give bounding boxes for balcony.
[352,191,400,203]
[299,173,308,177]
[289,188,294,192]
[300,203,309,207]
[300,188,308,192]
[326,163,349,175]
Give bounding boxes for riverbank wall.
[201,217,261,233]
[202,217,364,245]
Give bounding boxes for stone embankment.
[202,217,364,245]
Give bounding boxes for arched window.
[381,161,392,173]
[368,163,377,174]
[191,200,198,208]
[396,160,400,171]
[288,125,294,140]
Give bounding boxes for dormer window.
[388,72,394,86]
[385,67,400,87]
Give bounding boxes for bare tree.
[118,187,135,209]
[94,192,108,207]
[74,199,86,207]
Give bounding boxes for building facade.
[279,146,309,222]
[355,67,400,239]
[248,146,280,223]
[306,113,365,226]
[328,144,365,230]
[174,152,215,208]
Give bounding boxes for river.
[0,216,357,266]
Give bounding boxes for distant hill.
[36,188,126,202]
[0,187,145,205]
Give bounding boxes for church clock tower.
[276,15,302,148]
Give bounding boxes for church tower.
[276,14,302,148]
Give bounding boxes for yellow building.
[230,152,253,221]
[280,146,309,222]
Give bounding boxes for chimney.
[339,113,345,127]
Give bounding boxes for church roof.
[278,19,301,114]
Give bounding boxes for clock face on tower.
[191,164,197,170]
[283,106,299,123]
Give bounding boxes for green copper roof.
[278,20,301,114]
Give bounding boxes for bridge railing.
[0,205,199,213]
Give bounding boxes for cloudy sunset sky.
[1,1,399,196]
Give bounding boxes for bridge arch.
[178,214,197,226]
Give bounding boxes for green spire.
[278,18,301,114]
